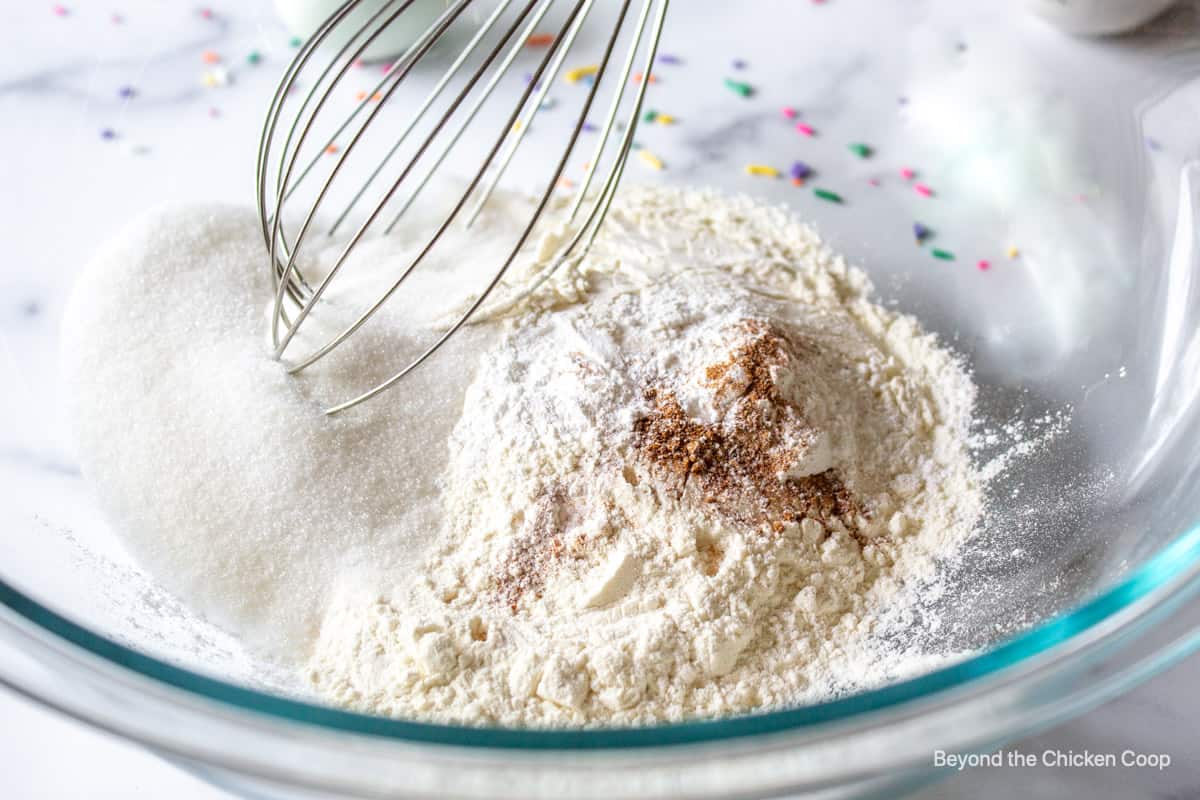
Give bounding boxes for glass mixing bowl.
[2,1,1200,797]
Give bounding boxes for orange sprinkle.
[354,90,367,101]
[633,71,659,84]
[557,176,574,189]
[370,92,383,102]
[527,33,554,47]
[201,50,221,64]
[791,177,805,187]
[325,144,338,154]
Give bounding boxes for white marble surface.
[2,0,1199,797]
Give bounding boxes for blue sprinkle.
[732,58,747,70]
[100,128,117,140]
[913,222,931,242]
[657,54,682,65]
[118,85,137,99]
[582,121,599,132]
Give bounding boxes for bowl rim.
[1,521,1198,750]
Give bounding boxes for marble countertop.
[1,0,1199,797]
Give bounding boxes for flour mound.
[308,187,982,726]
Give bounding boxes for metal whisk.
[256,0,670,414]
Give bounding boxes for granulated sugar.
[65,186,984,726]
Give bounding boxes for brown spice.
[490,485,586,612]
[633,319,865,537]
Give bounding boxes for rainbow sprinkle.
[848,143,872,158]
[790,161,813,180]
[655,114,676,125]
[633,71,658,84]
[900,167,916,180]
[289,36,302,47]
[781,106,798,120]
[118,85,137,99]
[642,110,658,123]
[565,65,599,83]
[914,183,934,197]
[639,150,664,170]
[931,248,955,261]
[977,259,991,271]
[52,4,68,16]
[724,78,754,98]
[913,222,931,242]
[795,122,816,137]
[247,51,262,65]
[201,50,221,64]
[813,188,843,203]
[657,54,682,65]
[527,33,555,47]
[100,128,116,140]
[1006,246,1020,259]
[744,164,780,177]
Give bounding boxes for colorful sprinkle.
[724,78,754,98]
[1006,246,1020,259]
[914,183,934,197]
[557,176,575,190]
[732,59,747,70]
[371,91,382,102]
[289,36,302,47]
[1146,137,1162,151]
[848,142,872,158]
[977,259,991,271]
[208,107,220,118]
[791,178,805,187]
[639,150,664,170]
[582,122,599,132]
[118,85,137,99]
[526,33,555,47]
[355,90,368,101]
[633,71,658,84]
[781,106,798,120]
[247,51,263,65]
[790,161,813,180]
[868,178,881,187]
[813,188,843,203]
[540,97,557,110]
[199,8,214,19]
[325,144,339,155]
[52,5,69,16]
[201,50,221,64]
[100,128,117,140]
[913,222,931,242]
[744,164,780,177]
[642,110,659,123]
[931,248,955,261]
[110,13,123,23]
[565,65,599,83]
[657,54,682,65]
[900,166,916,180]
[655,114,676,125]
[795,122,816,137]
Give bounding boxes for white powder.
[64,186,982,727]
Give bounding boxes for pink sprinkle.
[52,4,68,16]
[199,8,213,19]
[914,183,934,197]
[868,178,881,187]
[795,122,816,137]
[977,259,991,272]
[900,167,915,180]
[111,13,123,23]
[781,106,798,120]
[352,58,364,68]
[208,106,220,118]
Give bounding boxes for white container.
[1025,0,1176,35]
[273,0,451,60]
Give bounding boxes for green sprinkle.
[724,78,754,98]
[813,188,843,204]
[932,248,956,261]
[247,50,262,65]
[288,36,302,47]
[848,142,872,158]
[642,109,658,123]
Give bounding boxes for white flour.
[64,186,981,727]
